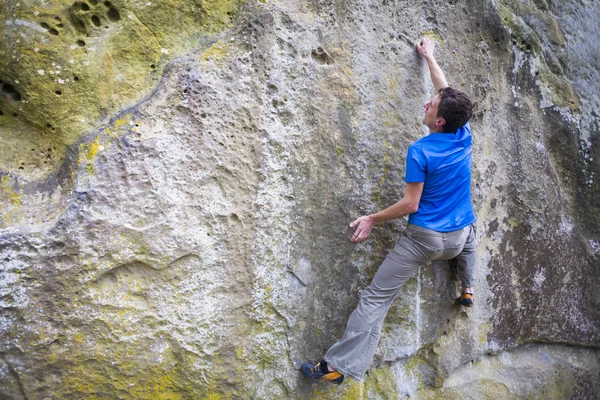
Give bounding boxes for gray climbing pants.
[323,223,477,381]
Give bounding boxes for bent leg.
[323,234,433,381]
[455,224,477,290]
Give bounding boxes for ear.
[436,118,446,128]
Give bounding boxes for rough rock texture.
[1,0,599,399]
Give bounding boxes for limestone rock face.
[1,0,599,398]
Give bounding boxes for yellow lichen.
[201,40,233,66]
[78,135,105,174]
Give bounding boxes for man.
[301,37,477,384]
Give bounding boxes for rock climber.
[301,37,477,384]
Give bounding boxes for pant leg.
[323,230,439,381]
[455,224,477,288]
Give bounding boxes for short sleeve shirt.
[405,123,476,232]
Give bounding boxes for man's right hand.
[416,37,448,91]
[416,37,435,60]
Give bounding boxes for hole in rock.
[55,90,62,95]
[81,2,90,11]
[2,83,21,101]
[150,64,156,69]
[40,22,51,30]
[0,110,3,116]
[74,76,80,81]
[55,16,62,22]
[311,47,334,65]
[12,113,17,117]
[89,0,98,5]
[104,1,112,7]
[71,16,87,33]
[46,123,53,128]
[91,15,101,27]
[57,23,64,28]
[49,28,59,36]
[107,8,120,22]
[2,83,16,94]
[76,39,86,46]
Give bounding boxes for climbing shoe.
[301,360,344,384]
[459,292,474,307]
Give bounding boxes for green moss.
[538,69,580,110]
[0,0,241,180]
[499,5,541,53]
[0,174,23,227]
[421,30,445,45]
[366,368,400,397]
[499,4,579,112]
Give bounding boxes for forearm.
[426,56,448,91]
[370,197,418,224]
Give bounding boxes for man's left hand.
[349,215,375,243]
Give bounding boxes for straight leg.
[323,231,438,381]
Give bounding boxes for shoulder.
[452,122,472,144]
[408,141,425,156]
[460,122,472,135]
[409,137,428,150]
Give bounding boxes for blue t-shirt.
[404,123,476,232]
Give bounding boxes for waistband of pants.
[406,223,468,236]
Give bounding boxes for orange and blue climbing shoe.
[301,360,344,384]
[459,292,474,307]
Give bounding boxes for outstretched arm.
[416,38,448,91]
[349,182,424,243]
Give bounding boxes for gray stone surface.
[1,0,599,398]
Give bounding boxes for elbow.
[408,203,419,214]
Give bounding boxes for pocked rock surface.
[1,0,599,398]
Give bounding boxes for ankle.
[464,287,474,295]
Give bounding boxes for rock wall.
[1,0,599,398]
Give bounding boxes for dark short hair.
[437,87,473,133]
